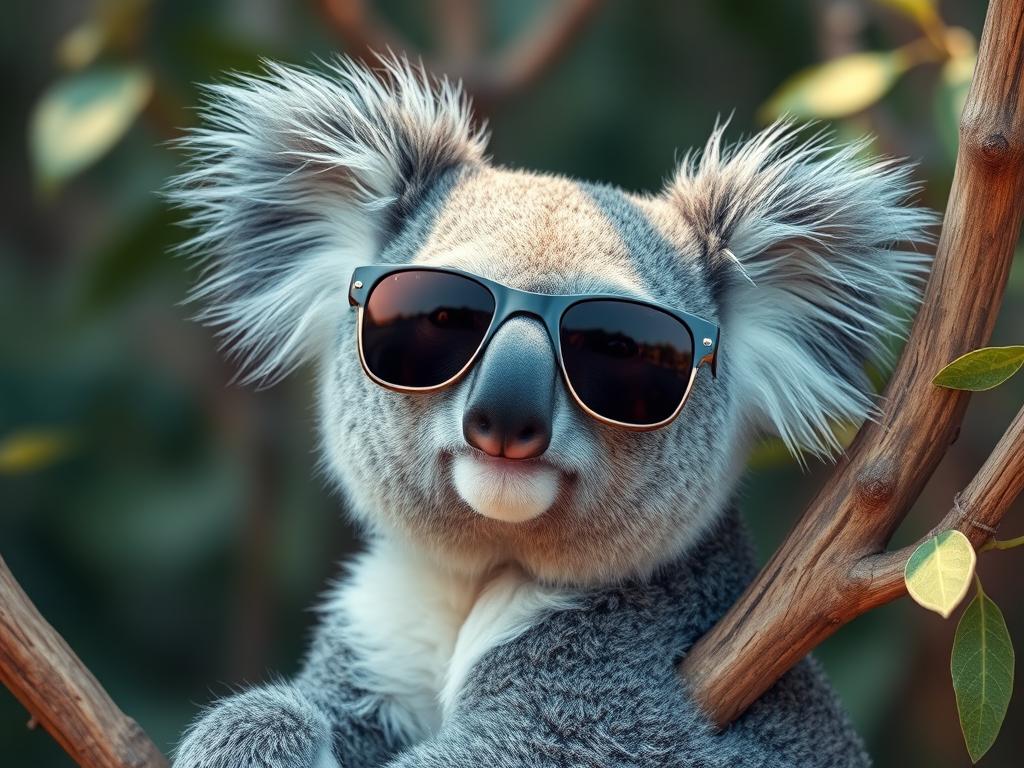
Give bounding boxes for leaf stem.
[980,534,1024,552]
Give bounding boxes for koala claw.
[174,684,334,768]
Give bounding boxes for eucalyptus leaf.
[0,429,74,474]
[951,585,1014,763]
[57,23,105,70]
[933,346,1024,391]
[29,65,153,189]
[875,0,941,31]
[904,530,976,618]
[759,51,907,121]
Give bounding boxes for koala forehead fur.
[170,56,935,587]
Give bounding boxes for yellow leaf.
[0,430,74,474]
[934,30,976,159]
[943,26,977,65]
[905,530,977,619]
[29,65,153,190]
[876,0,941,31]
[760,51,908,121]
[747,421,858,469]
[57,23,105,70]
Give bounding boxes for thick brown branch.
[0,557,168,768]
[856,401,1024,602]
[679,0,1024,728]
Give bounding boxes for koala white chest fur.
[170,55,935,767]
[331,537,576,739]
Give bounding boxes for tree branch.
[0,557,168,768]
[317,0,602,111]
[319,0,411,63]
[679,0,1024,728]
[435,0,485,68]
[483,0,602,99]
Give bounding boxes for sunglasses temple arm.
[709,328,720,379]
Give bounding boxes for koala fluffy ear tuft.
[666,121,938,459]
[167,55,487,384]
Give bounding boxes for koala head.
[170,57,934,585]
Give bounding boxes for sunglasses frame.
[348,264,720,431]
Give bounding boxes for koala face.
[320,167,738,583]
[171,57,934,585]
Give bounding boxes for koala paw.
[175,684,337,768]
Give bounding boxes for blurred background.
[2,0,1022,766]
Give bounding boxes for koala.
[169,56,934,768]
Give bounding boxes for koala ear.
[168,55,487,384]
[666,121,937,458]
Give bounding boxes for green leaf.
[904,530,976,618]
[933,346,1024,391]
[747,421,858,469]
[0,430,75,474]
[759,51,908,121]
[951,583,1015,763]
[76,204,183,313]
[29,65,153,190]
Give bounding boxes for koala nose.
[462,317,555,460]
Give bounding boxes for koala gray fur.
[169,56,936,767]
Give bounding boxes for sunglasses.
[348,265,719,431]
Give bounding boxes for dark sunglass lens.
[560,300,694,426]
[361,270,495,388]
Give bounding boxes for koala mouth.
[451,452,561,524]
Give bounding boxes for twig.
[436,0,484,68]
[982,534,1024,552]
[0,557,168,768]
[483,0,601,99]
[319,0,410,62]
[317,0,602,111]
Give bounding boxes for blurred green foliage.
[2,1,1022,766]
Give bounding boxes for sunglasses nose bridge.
[490,288,562,349]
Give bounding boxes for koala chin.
[170,55,936,768]
[451,453,560,522]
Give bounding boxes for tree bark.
[679,0,1024,729]
[855,401,1024,602]
[0,557,168,768]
